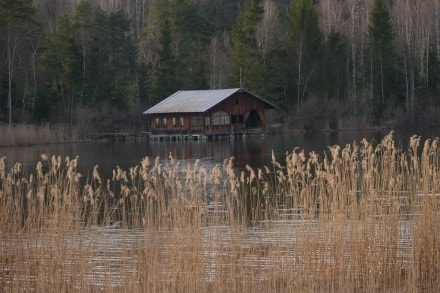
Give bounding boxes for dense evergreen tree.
[140,0,212,105]
[368,0,398,121]
[72,0,94,104]
[172,0,212,89]
[288,0,324,115]
[92,9,136,109]
[40,4,136,123]
[150,18,177,104]
[197,0,239,31]
[138,0,170,105]
[39,13,79,123]
[230,0,264,90]
[324,31,348,100]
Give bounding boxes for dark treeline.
[1,0,440,131]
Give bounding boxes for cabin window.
[205,116,211,126]
[211,111,230,125]
[173,117,184,127]
[155,117,167,128]
[231,115,244,124]
[235,99,239,105]
[190,116,203,126]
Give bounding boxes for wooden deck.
[149,128,263,142]
[91,128,264,142]
[92,131,151,141]
[149,133,207,142]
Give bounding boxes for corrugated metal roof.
[143,88,277,114]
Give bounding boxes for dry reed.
[0,132,439,292]
[0,123,79,147]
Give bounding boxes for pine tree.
[150,17,177,104]
[91,9,136,109]
[288,0,324,112]
[0,0,36,29]
[324,31,348,100]
[72,0,94,104]
[368,0,397,118]
[140,0,212,105]
[172,0,212,90]
[230,0,264,89]
[39,13,79,122]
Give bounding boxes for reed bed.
[0,132,439,292]
[0,123,79,146]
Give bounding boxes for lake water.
[1,129,438,177]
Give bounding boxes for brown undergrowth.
[0,124,79,147]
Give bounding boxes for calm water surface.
[1,129,439,176]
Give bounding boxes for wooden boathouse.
[143,88,278,141]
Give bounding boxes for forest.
[1,0,440,132]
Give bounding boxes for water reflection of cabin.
[143,88,278,141]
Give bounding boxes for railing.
[148,125,263,136]
[245,128,263,134]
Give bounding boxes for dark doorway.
[246,110,262,128]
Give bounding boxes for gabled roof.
[143,88,278,115]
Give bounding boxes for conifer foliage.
[230,0,264,89]
[288,0,324,113]
[368,0,398,119]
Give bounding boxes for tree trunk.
[411,66,415,120]
[370,48,373,114]
[297,38,303,120]
[7,31,19,126]
[31,44,39,121]
[380,50,384,104]
[80,46,86,104]
[403,49,409,112]
[351,40,356,123]
[425,32,430,89]
[7,31,12,125]
[301,66,316,106]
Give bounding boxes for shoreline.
[2,122,439,148]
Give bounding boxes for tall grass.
[0,132,439,292]
[0,123,79,146]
